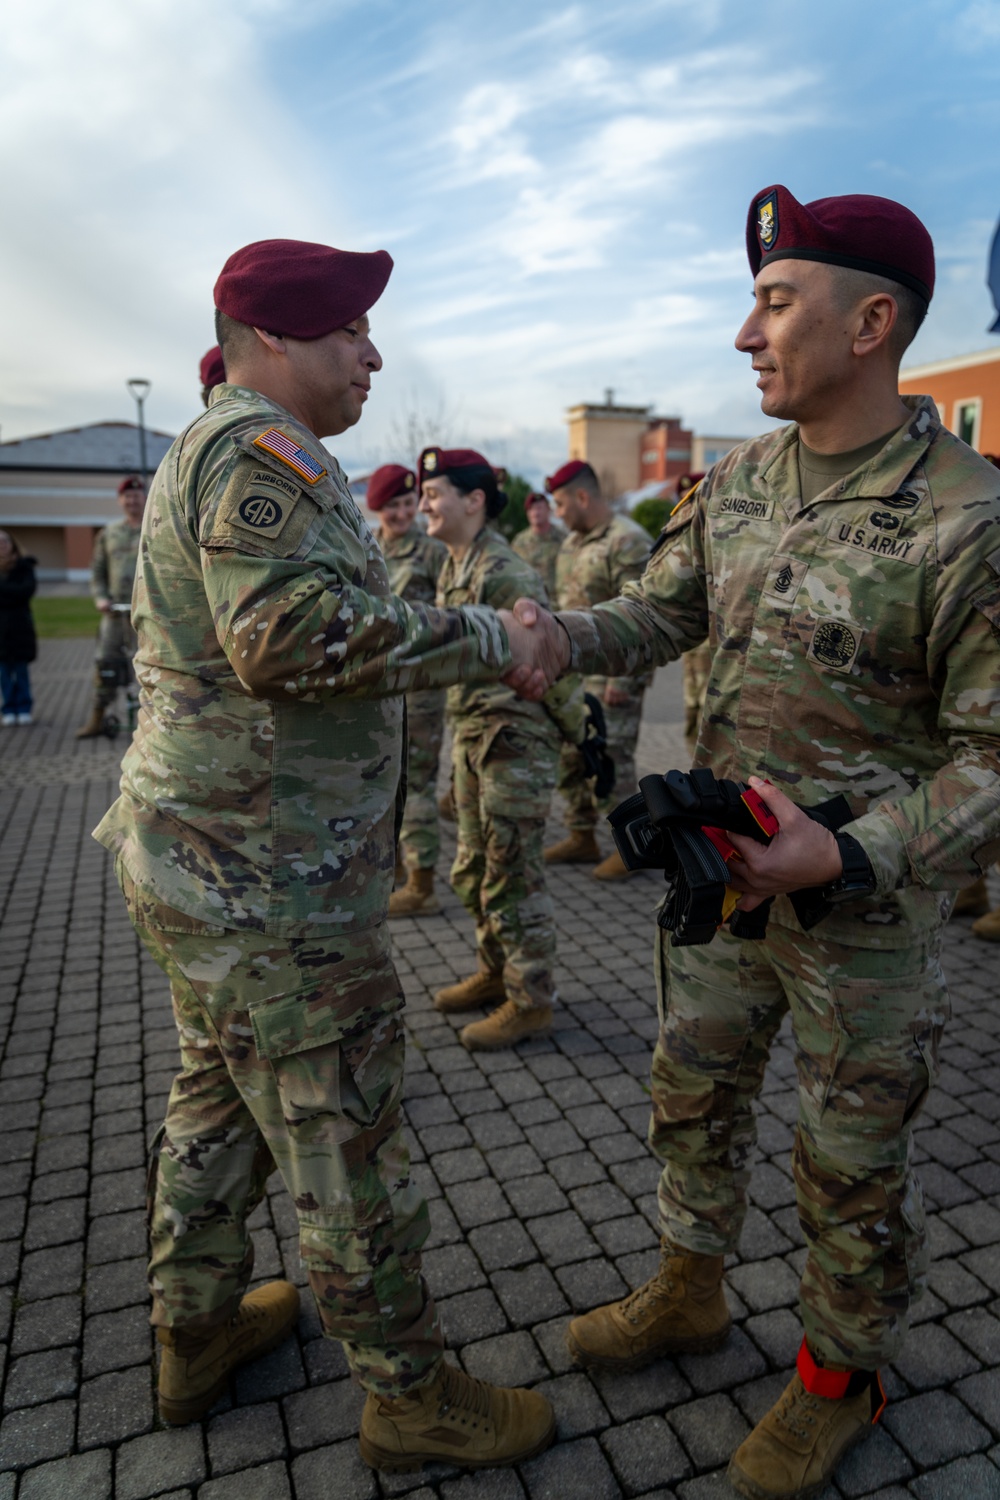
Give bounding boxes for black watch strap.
[821,833,876,903]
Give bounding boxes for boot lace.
[774,1382,824,1442]
[620,1264,678,1324]
[437,1362,493,1425]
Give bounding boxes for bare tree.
[384,383,462,464]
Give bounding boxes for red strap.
[797,1339,853,1398]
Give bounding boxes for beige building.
[0,421,174,580]
[566,393,744,497]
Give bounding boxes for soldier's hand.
[499,598,571,700]
[726,777,843,911]
[96,597,112,614]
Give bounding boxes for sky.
[1,0,999,481]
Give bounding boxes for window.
[956,399,982,450]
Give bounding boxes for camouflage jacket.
[380,523,446,607]
[556,512,652,694]
[94,384,510,937]
[438,526,585,747]
[559,396,1000,944]
[511,524,566,599]
[91,518,142,604]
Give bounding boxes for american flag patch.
[253,428,327,485]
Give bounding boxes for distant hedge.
[632,497,671,539]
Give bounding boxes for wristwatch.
[821,833,876,904]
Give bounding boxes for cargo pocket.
[813,968,948,1169]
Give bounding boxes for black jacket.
[0,556,38,664]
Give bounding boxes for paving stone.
[592,1361,692,1421]
[423,1242,488,1299]
[3,1345,78,1407]
[505,1175,570,1220]
[11,1292,82,1354]
[208,1402,287,1474]
[725,1256,800,1313]
[18,1242,83,1302]
[462,1330,548,1387]
[882,1389,991,1464]
[892,1320,982,1390]
[945,1308,1000,1363]
[77,1367,155,1446]
[87,1211,147,1264]
[493,1264,569,1326]
[85,1255,148,1313]
[292,1440,379,1500]
[233,1332,306,1404]
[438,1287,509,1345]
[833,1423,915,1496]
[954,1368,1000,1432]
[18,1449,113,1500]
[445,1177,510,1228]
[0,1399,76,1470]
[115,1427,206,1499]
[440,1472,527,1499]
[468,1218,537,1271]
[520,1435,620,1500]
[602,1413,693,1493]
[527,1210,600,1267]
[199,1464,292,1500]
[550,1151,608,1189]
[283,1377,365,1449]
[555,1257,629,1311]
[83,1301,152,1376]
[534,1371,610,1440]
[909,1454,1000,1498]
[667,1392,751,1471]
[677,1328,768,1395]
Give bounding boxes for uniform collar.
[759,395,940,505]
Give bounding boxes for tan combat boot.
[566,1239,730,1370]
[971,904,1000,941]
[359,1359,555,1473]
[460,999,553,1051]
[75,706,107,740]
[592,848,632,881]
[727,1367,885,1500]
[953,875,989,918]
[543,829,601,864]
[388,868,440,917]
[157,1281,300,1425]
[433,970,505,1013]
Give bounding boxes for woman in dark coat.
[0,529,38,726]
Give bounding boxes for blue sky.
[1,0,999,481]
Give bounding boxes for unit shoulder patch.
[202,458,321,558]
[252,427,328,485]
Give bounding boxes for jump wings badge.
[756,192,779,253]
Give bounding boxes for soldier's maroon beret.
[418,447,492,483]
[199,346,226,390]
[747,184,935,304]
[546,459,594,492]
[214,239,393,338]
[524,490,550,510]
[366,464,416,511]
[117,475,143,494]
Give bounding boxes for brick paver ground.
[1,639,999,1499]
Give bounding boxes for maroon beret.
[199,346,226,390]
[524,490,550,510]
[546,459,595,493]
[117,475,144,494]
[747,184,934,304]
[366,464,416,512]
[418,446,492,484]
[214,239,393,339]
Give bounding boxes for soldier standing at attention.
[419,446,583,1050]
[93,238,554,1473]
[76,474,145,739]
[500,185,1000,1499]
[511,489,566,598]
[367,463,448,917]
[543,459,651,879]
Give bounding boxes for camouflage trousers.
[558,677,644,830]
[681,641,712,761]
[399,688,444,872]
[451,721,559,1011]
[118,866,442,1397]
[650,917,947,1369]
[94,610,137,709]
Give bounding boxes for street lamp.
[126,378,152,483]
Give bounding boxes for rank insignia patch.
[253,428,327,485]
[809,617,862,673]
[756,192,779,253]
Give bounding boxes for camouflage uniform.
[682,639,713,759]
[554,513,652,827]
[439,528,584,1011]
[558,396,1000,1370]
[511,522,566,599]
[94,383,511,1395]
[90,518,141,709]
[380,525,447,872]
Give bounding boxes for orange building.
[898,347,1000,455]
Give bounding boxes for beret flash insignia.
[756,192,779,253]
[424,451,437,472]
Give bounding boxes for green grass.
[33,596,101,638]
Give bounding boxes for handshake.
[498,600,570,700]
